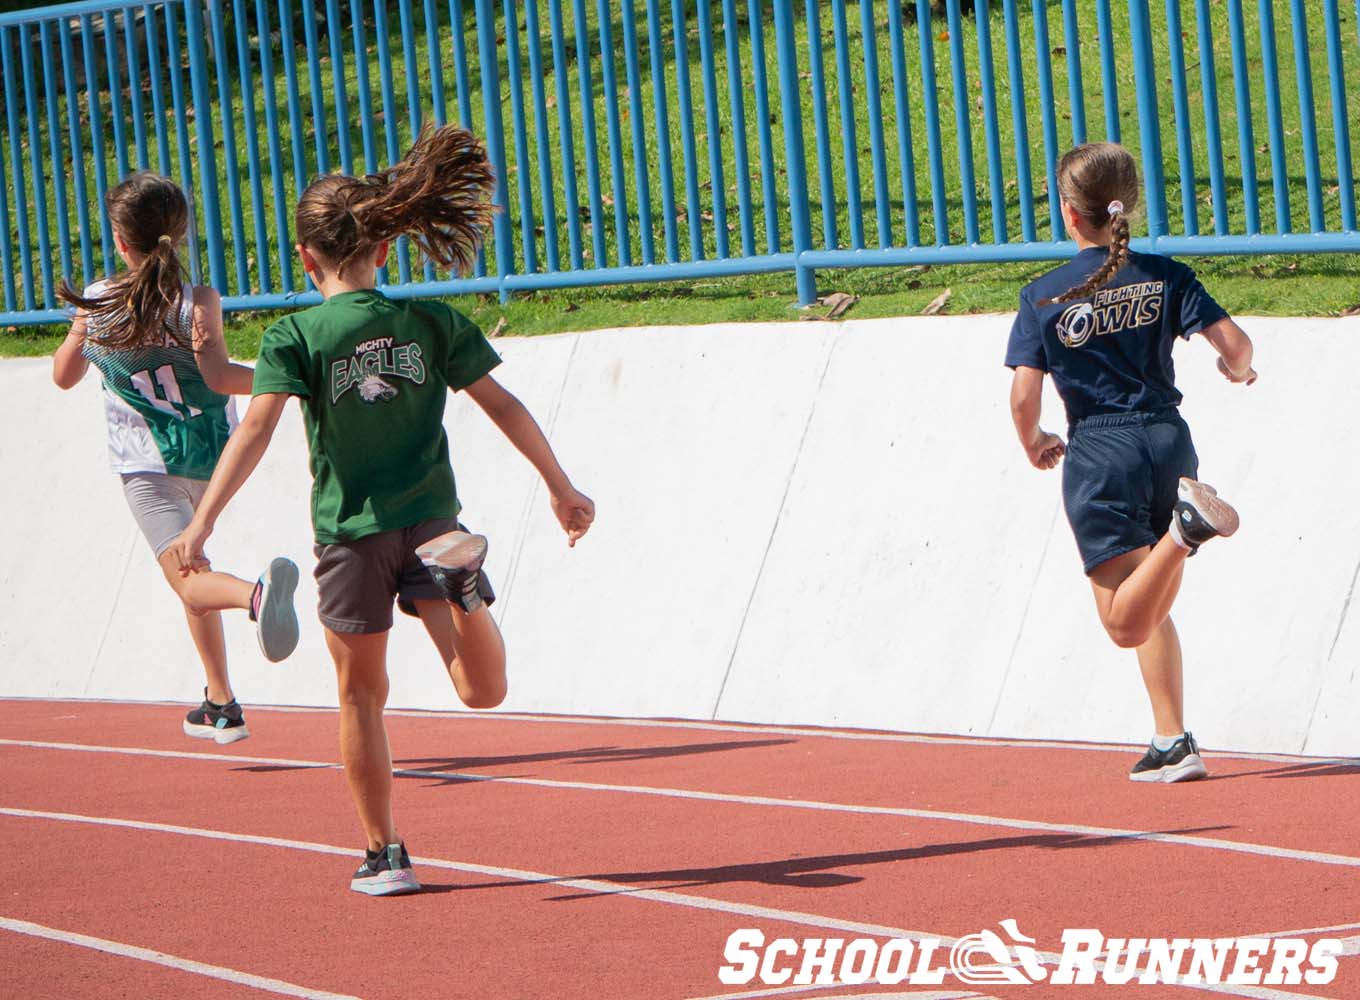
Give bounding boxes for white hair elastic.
[1107,200,1124,217]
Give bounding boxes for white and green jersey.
[81,282,238,480]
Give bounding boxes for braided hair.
[1040,143,1140,306]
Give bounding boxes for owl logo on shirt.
[1056,302,1096,349]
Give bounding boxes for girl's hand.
[550,487,595,547]
[1025,429,1066,471]
[167,520,214,576]
[1217,356,1257,385]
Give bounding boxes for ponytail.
[1043,202,1133,306]
[1039,143,1140,307]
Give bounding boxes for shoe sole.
[1179,478,1239,538]
[183,719,250,745]
[1129,752,1208,783]
[415,531,487,573]
[257,557,300,663]
[350,869,422,896]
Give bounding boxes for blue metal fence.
[1,0,1358,325]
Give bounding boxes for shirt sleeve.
[442,307,502,391]
[1171,262,1229,339]
[251,321,311,397]
[1004,291,1048,371]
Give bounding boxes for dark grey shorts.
[313,518,496,635]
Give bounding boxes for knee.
[1103,620,1151,649]
[337,670,389,710]
[460,678,507,710]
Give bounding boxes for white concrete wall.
[2,316,1357,756]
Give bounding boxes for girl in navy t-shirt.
[1005,142,1256,783]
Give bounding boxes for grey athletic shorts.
[313,518,496,635]
[121,473,210,559]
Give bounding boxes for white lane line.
[6,696,1353,764]
[0,916,361,1000]
[4,738,1360,870]
[1241,921,1360,941]
[686,991,987,1000]
[0,807,1328,1000]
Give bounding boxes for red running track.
[1,698,1357,1000]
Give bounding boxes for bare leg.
[413,600,507,709]
[325,627,399,851]
[1088,538,1189,649]
[1136,615,1185,737]
[157,551,255,705]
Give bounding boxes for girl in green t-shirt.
[52,173,300,745]
[167,126,595,897]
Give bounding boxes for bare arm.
[52,314,91,390]
[1199,316,1256,384]
[191,287,255,396]
[464,374,595,545]
[165,392,291,572]
[1010,365,1066,471]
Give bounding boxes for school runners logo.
[718,922,1342,988]
[331,337,427,404]
[1056,280,1166,349]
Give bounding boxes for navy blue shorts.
[1061,409,1198,574]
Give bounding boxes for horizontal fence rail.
[1,0,1359,324]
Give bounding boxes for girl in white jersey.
[52,173,300,743]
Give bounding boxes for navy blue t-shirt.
[1005,248,1228,423]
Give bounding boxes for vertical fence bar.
[1226,0,1260,234]
[399,0,434,283]
[695,0,727,260]
[208,1,247,294]
[1323,0,1356,231]
[886,0,918,246]
[859,0,890,248]
[571,0,606,266]
[719,0,754,258]
[1164,0,1197,235]
[145,5,172,176]
[256,0,294,293]
[301,2,329,174]
[0,29,15,309]
[671,0,704,260]
[504,0,538,273]
[805,0,836,249]
[349,0,378,173]
[374,0,412,282]
[60,21,95,286]
[974,0,1005,244]
[831,0,863,249]
[1128,0,1168,242]
[645,0,677,262]
[326,0,353,174]
[103,14,129,182]
[1194,0,1228,234]
[915,0,947,245]
[621,1,654,265]
[178,0,215,286]
[1094,0,1119,142]
[1031,0,1062,239]
[42,21,75,286]
[424,0,446,126]
[524,0,561,271]
[2,25,34,309]
[747,0,778,253]
[945,1,978,245]
[1256,0,1290,233]
[450,1,486,277]
[1288,0,1324,233]
[236,0,272,293]
[164,4,201,283]
[548,0,583,270]
[771,0,814,302]
[1059,0,1085,145]
[1003,0,1035,243]
[80,16,115,273]
[474,0,513,297]
[124,12,149,172]
[21,23,55,304]
[278,0,308,201]
[597,0,631,264]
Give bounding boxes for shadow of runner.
[393,737,797,771]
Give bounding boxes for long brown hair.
[295,124,496,278]
[59,172,192,349]
[1042,142,1140,306]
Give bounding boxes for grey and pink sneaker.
[250,557,299,662]
[351,843,421,896]
[415,531,489,613]
[1169,478,1240,554]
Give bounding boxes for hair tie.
[1106,200,1124,217]
[157,234,173,246]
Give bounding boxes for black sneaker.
[250,557,300,662]
[415,531,489,613]
[1129,731,1208,783]
[183,689,250,745]
[1169,478,1239,554]
[351,843,421,896]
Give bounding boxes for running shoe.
[250,557,300,662]
[351,843,421,896]
[183,689,250,745]
[415,530,489,613]
[1169,478,1239,554]
[1129,731,1208,783]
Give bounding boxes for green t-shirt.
[252,289,500,544]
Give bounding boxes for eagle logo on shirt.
[331,337,427,404]
[357,375,399,404]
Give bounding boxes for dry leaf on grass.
[922,288,952,315]
[817,291,859,319]
[488,317,508,338]
[1341,304,1360,317]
